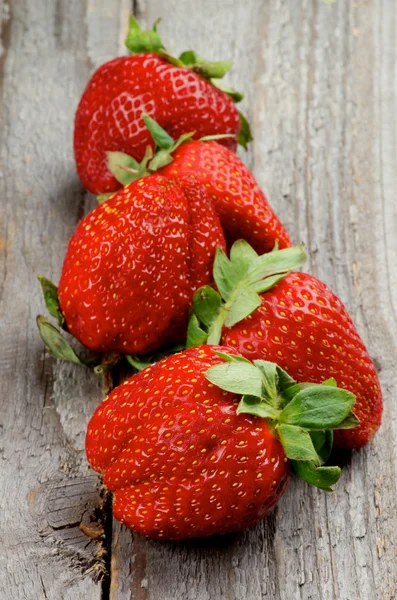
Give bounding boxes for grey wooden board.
[0,0,396,599]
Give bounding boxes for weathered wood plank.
[109,1,397,599]
[0,1,126,598]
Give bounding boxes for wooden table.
[1,1,396,598]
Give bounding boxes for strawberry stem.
[187,241,307,348]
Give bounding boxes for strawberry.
[37,174,225,360]
[107,116,292,254]
[86,345,357,540]
[74,16,251,194]
[188,241,383,449]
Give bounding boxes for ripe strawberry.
[189,241,383,449]
[74,17,251,194]
[39,174,225,357]
[86,345,357,539]
[107,116,292,254]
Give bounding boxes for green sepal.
[190,241,307,347]
[205,352,360,489]
[212,351,250,364]
[210,79,244,103]
[36,316,87,367]
[238,111,253,149]
[334,413,361,429]
[279,385,356,430]
[237,395,278,420]
[125,15,164,55]
[291,461,341,491]
[142,114,174,149]
[205,361,264,398]
[37,275,64,327]
[107,150,150,186]
[186,314,208,349]
[97,193,114,204]
[192,286,221,328]
[126,355,153,371]
[223,287,261,327]
[199,134,236,143]
[157,48,183,67]
[176,50,233,80]
[277,424,320,465]
[311,430,333,464]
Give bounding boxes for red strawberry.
[86,345,357,539]
[107,117,292,254]
[74,17,250,194]
[51,174,225,355]
[189,241,383,449]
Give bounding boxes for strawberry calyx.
[125,16,241,92]
[105,114,250,198]
[186,240,307,347]
[206,351,360,490]
[36,275,182,374]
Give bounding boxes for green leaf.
[238,111,253,149]
[322,377,337,387]
[277,424,320,464]
[245,244,307,287]
[192,286,222,327]
[178,50,198,65]
[106,151,142,186]
[205,362,264,397]
[310,430,333,464]
[36,316,86,367]
[37,275,63,326]
[252,360,279,401]
[206,315,224,345]
[97,193,114,204]
[212,246,236,300]
[210,78,244,102]
[125,15,164,55]
[279,385,356,430]
[142,114,174,149]
[335,412,361,429]
[250,272,288,294]
[224,287,261,327]
[194,59,233,80]
[126,355,152,371]
[229,239,259,276]
[275,366,296,395]
[147,149,174,171]
[199,134,236,142]
[237,395,278,420]
[292,461,341,491]
[212,351,250,364]
[157,48,184,67]
[186,314,208,348]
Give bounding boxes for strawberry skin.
[221,272,382,449]
[74,55,240,194]
[159,141,291,253]
[86,345,289,540]
[58,175,225,354]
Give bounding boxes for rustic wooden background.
[1,0,396,598]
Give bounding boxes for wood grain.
[0,0,396,599]
[0,0,124,598]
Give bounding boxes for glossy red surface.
[74,54,240,194]
[160,141,291,253]
[58,175,225,354]
[222,272,383,449]
[86,345,289,540]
